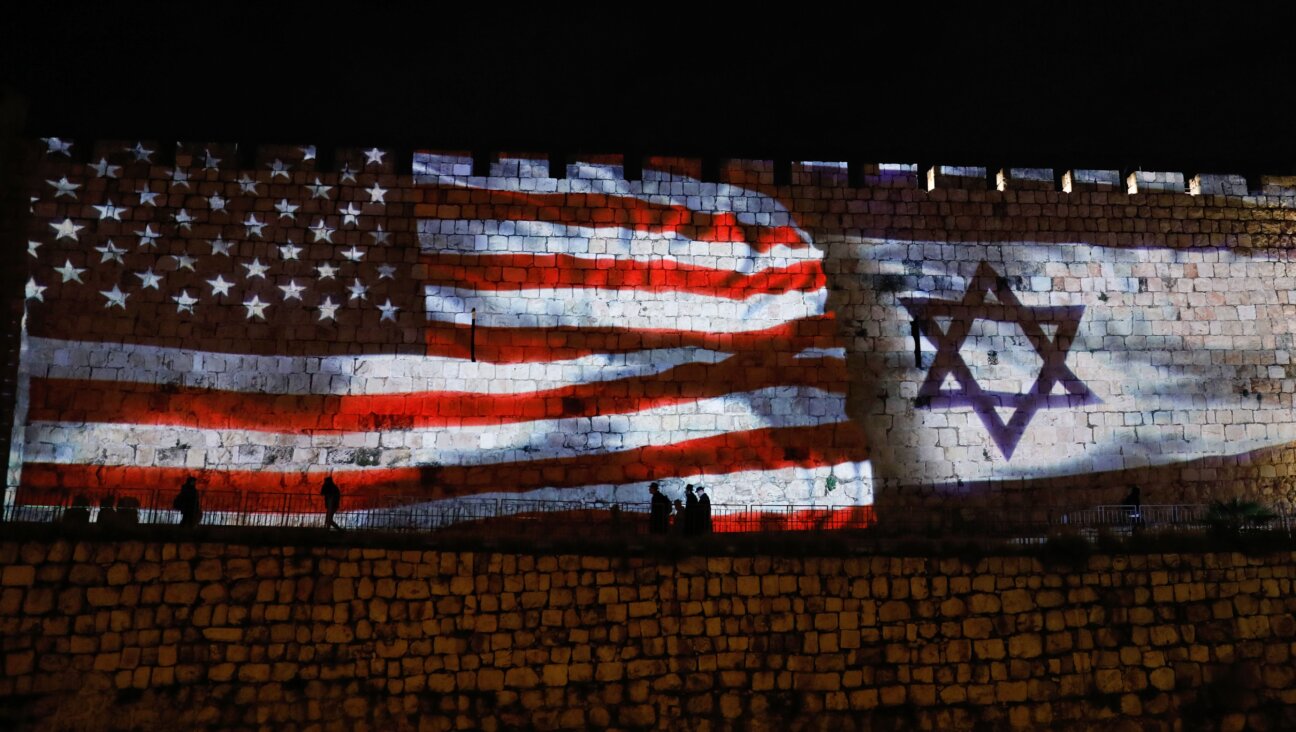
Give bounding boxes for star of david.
[900,261,1099,459]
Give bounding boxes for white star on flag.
[369,226,391,245]
[278,242,302,260]
[307,177,332,199]
[340,163,358,183]
[135,269,163,290]
[90,158,121,178]
[237,175,259,195]
[100,285,128,309]
[136,186,160,206]
[172,252,197,271]
[129,142,154,162]
[173,209,195,230]
[203,149,222,170]
[243,295,270,320]
[27,241,40,258]
[208,193,227,212]
[309,219,335,242]
[339,202,362,226]
[173,290,198,314]
[136,225,161,248]
[170,168,190,188]
[95,240,126,264]
[42,137,73,156]
[244,214,267,238]
[316,263,338,280]
[268,159,292,179]
[25,278,46,302]
[377,264,396,279]
[347,278,368,301]
[279,280,306,301]
[366,182,387,203]
[317,295,339,321]
[50,218,85,241]
[364,148,386,166]
[241,259,270,279]
[207,274,234,297]
[93,200,127,220]
[55,260,86,283]
[274,198,299,220]
[378,298,399,321]
[46,177,80,199]
[209,238,234,256]
[341,246,365,262]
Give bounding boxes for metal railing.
[1,488,879,537]
[4,492,1292,540]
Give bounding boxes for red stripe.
[426,314,843,363]
[710,505,877,532]
[422,252,826,298]
[416,186,807,252]
[17,422,869,506]
[27,355,849,432]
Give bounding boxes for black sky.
[4,5,1296,174]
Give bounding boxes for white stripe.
[347,460,876,528]
[24,386,847,471]
[22,337,734,395]
[412,155,808,235]
[418,218,820,273]
[794,347,847,360]
[425,286,828,332]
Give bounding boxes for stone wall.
[11,140,1296,521]
[3,535,1296,730]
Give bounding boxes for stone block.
[2,566,35,587]
[505,667,540,688]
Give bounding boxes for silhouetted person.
[1122,485,1141,509]
[174,477,201,527]
[684,484,700,536]
[649,482,671,535]
[697,486,712,534]
[671,500,687,536]
[97,496,118,527]
[1123,485,1143,529]
[320,476,342,530]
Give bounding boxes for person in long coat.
[696,485,712,534]
[648,483,671,534]
[684,484,700,537]
[321,476,342,530]
[174,477,201,527]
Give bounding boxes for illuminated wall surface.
[9,144,1296,519]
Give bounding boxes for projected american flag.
[12,147,873,516]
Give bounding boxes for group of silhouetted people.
[648,482,712,536]
[172,475,343,530]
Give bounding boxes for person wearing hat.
[648,482,671,535]
[696,485,712,534]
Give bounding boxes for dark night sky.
[4,5,1295,174]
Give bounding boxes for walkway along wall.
[2,535,1296,730]
[8,141,1296,522]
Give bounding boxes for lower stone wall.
[2,535,1296,730]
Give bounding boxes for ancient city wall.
[9,141,1296,524]
[2,535,1295,730]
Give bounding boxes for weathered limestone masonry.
[2,537,1296,730]
[10,142,1296,522]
